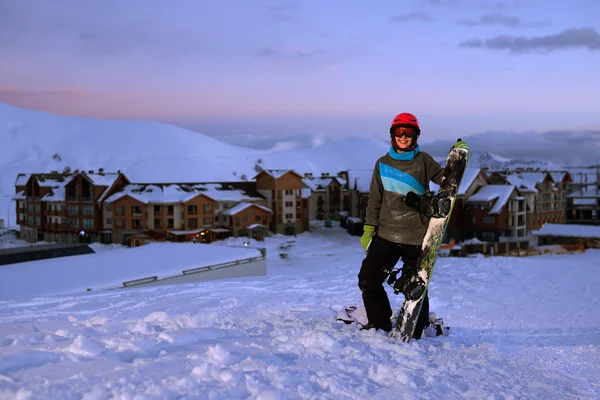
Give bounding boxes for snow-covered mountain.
[462,151,566,172]
[0,102,388,225]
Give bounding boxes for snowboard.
[390,139,469,342]
[337,304,450,337]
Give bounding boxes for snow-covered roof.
[458,168,482,196]
[14,172,122,203]
[247,223,266,229]
[346,170,373,193]
[199,183,263,202]
[103,183,263,205]
[14,174,31,187]
[85,173,121,188]
[256,169,302,180]
[104,184,213,204]
[43,188,66,202]
[301,188,312,199]
[518,171,553,186]
[12,190,25,200]
[303,177,344,192]
[549,172,569,183]
[534,223,600,239]
[221,203,272,215]
[467,185,517,214]
[503,174,538,193]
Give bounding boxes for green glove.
[360,225,375,253]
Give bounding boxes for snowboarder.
[357,112,468,338]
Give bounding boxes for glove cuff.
[363,224,375,233]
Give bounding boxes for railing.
[115,251,267,289]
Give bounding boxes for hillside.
[0,225,598,398]
[458,151,565,172]
[0,103,388,226]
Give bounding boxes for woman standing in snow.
[357,112,467,338]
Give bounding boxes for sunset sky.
[1,0,599,144]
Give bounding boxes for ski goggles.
[393,127,417,138]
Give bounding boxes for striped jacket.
[365,147,445,245]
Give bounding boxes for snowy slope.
[0,103,388,226]
[0,224,598,399]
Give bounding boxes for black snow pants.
[357,234,430,339]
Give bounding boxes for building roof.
[346,169,373,193]
[534,223,600,239]
[103,183,264,205]
[104,184,213,204]
[518,171,553,186]
[303,176,344,192]
[458,168,482,196]
[253,169,303,180]
[467,185,517,215]
[221,203,272,215]
[503,174,539,193]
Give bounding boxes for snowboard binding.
[392,273,426,299]
[423,312,450,337]
[404,191,451,219]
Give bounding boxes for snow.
[0,242,264,301]
[103,183,264,205]
[503,174,539,193]
[535,222,600,239]
[303,177,341,192]
[0,102,389,228]
[0,225,598,398]
[466,185,516,214]
[346,169,373,193]
[221,203,272,216]
[457,168,480,196]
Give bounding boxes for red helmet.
[390,112,420,151]
[390,112,420,133]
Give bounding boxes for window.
[482,216,495,224]
[68,205,79,216]
[83,219,94,229]
[285,201,293,207]
[203,216,213,225]
[187,205,198,215]
[203,204,213,213]
[187,218,198,229]
[114,219,125,229]
[255,215,261,221]
[83,205,94,216]
[105,203,112,211]
[154,205,161,213]
[106,218,112,225]
[167,219,174,229]
[68,218,79,228]
[132,206,143,216]
[154,218,161,228]
[167,206,174,215]
[242,216,247,222]
[285,213,293,219]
